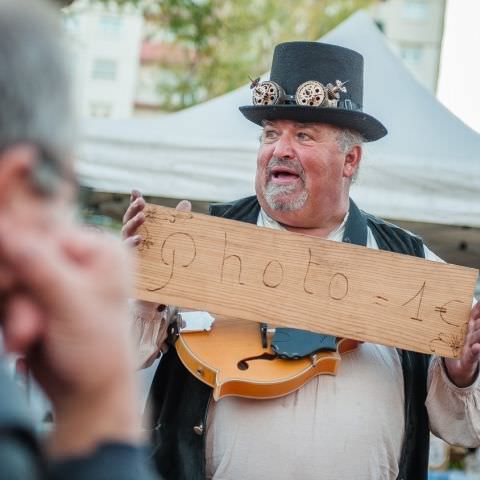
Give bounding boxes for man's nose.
[272,134,295,159]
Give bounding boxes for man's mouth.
[269,167,301,185]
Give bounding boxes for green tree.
[94,0,376,110]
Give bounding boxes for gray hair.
[0,0,75,160]
[337,128,364,154]
[337,128,363,182]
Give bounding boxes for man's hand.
[0,220,142,457]
[444,302,480,388]
[123,190,191,368]
[122,190,146,247]
[122,190,192,246]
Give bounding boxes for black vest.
[146,196,431,480]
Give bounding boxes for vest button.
[193,423,204,436]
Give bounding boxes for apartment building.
[64,0,143,119]
[369,0,447,92]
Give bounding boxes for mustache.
[266,157,305,182]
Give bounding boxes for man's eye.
[297,132,312,140]
[263,130,278,139]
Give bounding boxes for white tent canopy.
[78,11,480,227]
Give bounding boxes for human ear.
[343,144,362,179]
[0,145,38,208]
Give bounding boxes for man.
[123,42,480,480]
[0,1,158,478]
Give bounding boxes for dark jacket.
[0,361,159,480]
[147,196,431,480]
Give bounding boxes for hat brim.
[239,105,387,142]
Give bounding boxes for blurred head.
[0,0,76,229]
[255,120,362,229]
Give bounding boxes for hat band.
[250,79,358,110]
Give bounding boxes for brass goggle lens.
[251,79,348,108]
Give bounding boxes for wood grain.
[133,204,479,358]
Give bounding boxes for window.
[89,102,112,118]
[63,15,79,32]
[99,15,122,35]
[92,59,117,81]
[400,46,423,63]
[402,1,429,21]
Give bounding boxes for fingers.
[0,225,77,306]
[122,212,145,240]
[461,317,480,364]
[470,301,480,321]
[465,305,480,349]
[467,317,480,343]
[59,227,122,264]
[175,200,192,212]
[124,235,142,248]
[0,264,16,291]
[122,196,191,242]
[472,343,480,357]
[0,222,126,309]
[60,229,132,297]
[122,192,146,241]
[3,294,45,354]
[122,195,145,226]
[130,189,142,203]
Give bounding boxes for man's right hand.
[122,190,146,247]
[123,190,192,368]
[122,190,192,246]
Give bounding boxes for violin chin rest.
[271,328,337,359]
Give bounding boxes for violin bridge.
[259,323,276,349]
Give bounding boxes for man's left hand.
[444,302,480,387]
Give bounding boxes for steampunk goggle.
[250,78,349,109]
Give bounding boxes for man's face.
[255,120,357,229]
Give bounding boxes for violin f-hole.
[237,353,277,370]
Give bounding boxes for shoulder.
[209,196,260,224]
[364,212,421,239]
[363,211,426,258]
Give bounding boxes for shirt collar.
[257,208,349,242]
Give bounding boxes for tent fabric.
[77,11,480,227]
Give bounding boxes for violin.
[174,315,359,401]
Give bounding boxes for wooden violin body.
[175,316,358,400]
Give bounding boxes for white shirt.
[130,208,480,479]
[203,209,480,480]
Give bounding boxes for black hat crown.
[239,41,387,142]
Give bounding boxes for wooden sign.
[133,204,478,358]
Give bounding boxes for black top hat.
[239,42,387,142]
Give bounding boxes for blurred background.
[45,1,480,477]
[61,0,479,287]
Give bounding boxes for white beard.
[264,183,308,212]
